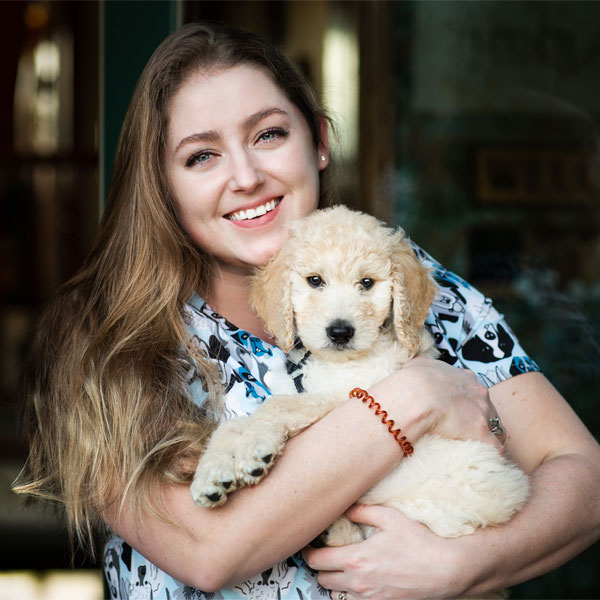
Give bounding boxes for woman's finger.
[485,397,508,450]
[302,544,346,572]
[488,411,507,444]
[343,503,399,528]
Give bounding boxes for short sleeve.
[412,244,540,388]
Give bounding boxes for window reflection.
[14,3,73,155]
[322,20,359,163]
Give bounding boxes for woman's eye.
[307,275,324,288]
[185,151,214,167]
[258,128,289,143]
[360,278,375,290]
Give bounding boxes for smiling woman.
[164,64,330,340]
[165,66,328,287]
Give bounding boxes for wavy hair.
[12,22,333,554]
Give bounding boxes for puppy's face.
[290,243,394,361]
[250,206,436,358]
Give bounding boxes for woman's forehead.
[171,64,286,113]
[166,65,302,147]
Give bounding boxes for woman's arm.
[303,372,600,598]
[465,371,600,592]
[103,357,499,592]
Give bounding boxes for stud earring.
[320,155,326,161]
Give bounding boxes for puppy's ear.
[249,247,296,352]
[390,231,437,355]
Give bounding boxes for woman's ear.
[248,247,296,351]
[390,231,438,356]
[317,117,330,170]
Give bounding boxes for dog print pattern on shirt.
[413,245,539,387]
[103,249,539,599]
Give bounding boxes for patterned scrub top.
[103,246,540,600]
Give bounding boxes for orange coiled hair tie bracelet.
[349,387,414,457]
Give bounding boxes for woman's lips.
[225,197,282,226]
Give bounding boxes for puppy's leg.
[191,392,342,508]
[318,516,367,547]
[190,415,268,507]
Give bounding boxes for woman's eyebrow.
[174,130,219,153]
[174,107,290,153]
[242,107,289,132]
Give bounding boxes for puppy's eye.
[307,275,324,288]
[360,278,375,290]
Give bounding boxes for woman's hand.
[304,504,469,600]
[370,356,504,452]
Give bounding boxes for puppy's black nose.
[326,320,355,345]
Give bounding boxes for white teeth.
[227,198,280,221]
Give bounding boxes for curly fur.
[191,206,529,599]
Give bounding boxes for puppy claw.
[191,451,239,508]
[190,478,230,508]
[237,461,269,486]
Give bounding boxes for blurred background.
[0,1,599,598]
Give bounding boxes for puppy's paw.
[191,451,237,508]
[190,418,248,508]
[320,516,366,547]
[190,417,287,507]
[232,423,286,487]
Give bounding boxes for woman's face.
[165,65,328,275]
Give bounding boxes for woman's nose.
[228,149,264,193]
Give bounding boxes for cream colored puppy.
[191,207,529,576]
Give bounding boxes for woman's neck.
[207,266,275,344]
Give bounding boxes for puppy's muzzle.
[326,320,355,346]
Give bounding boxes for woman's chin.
[251,238,288,267]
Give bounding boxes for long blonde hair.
[13,22,332,554]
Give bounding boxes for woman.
[14,22,600,599]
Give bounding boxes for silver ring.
[338,593,347,600]
[489,416,505,437]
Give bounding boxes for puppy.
[191,206,529,596]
